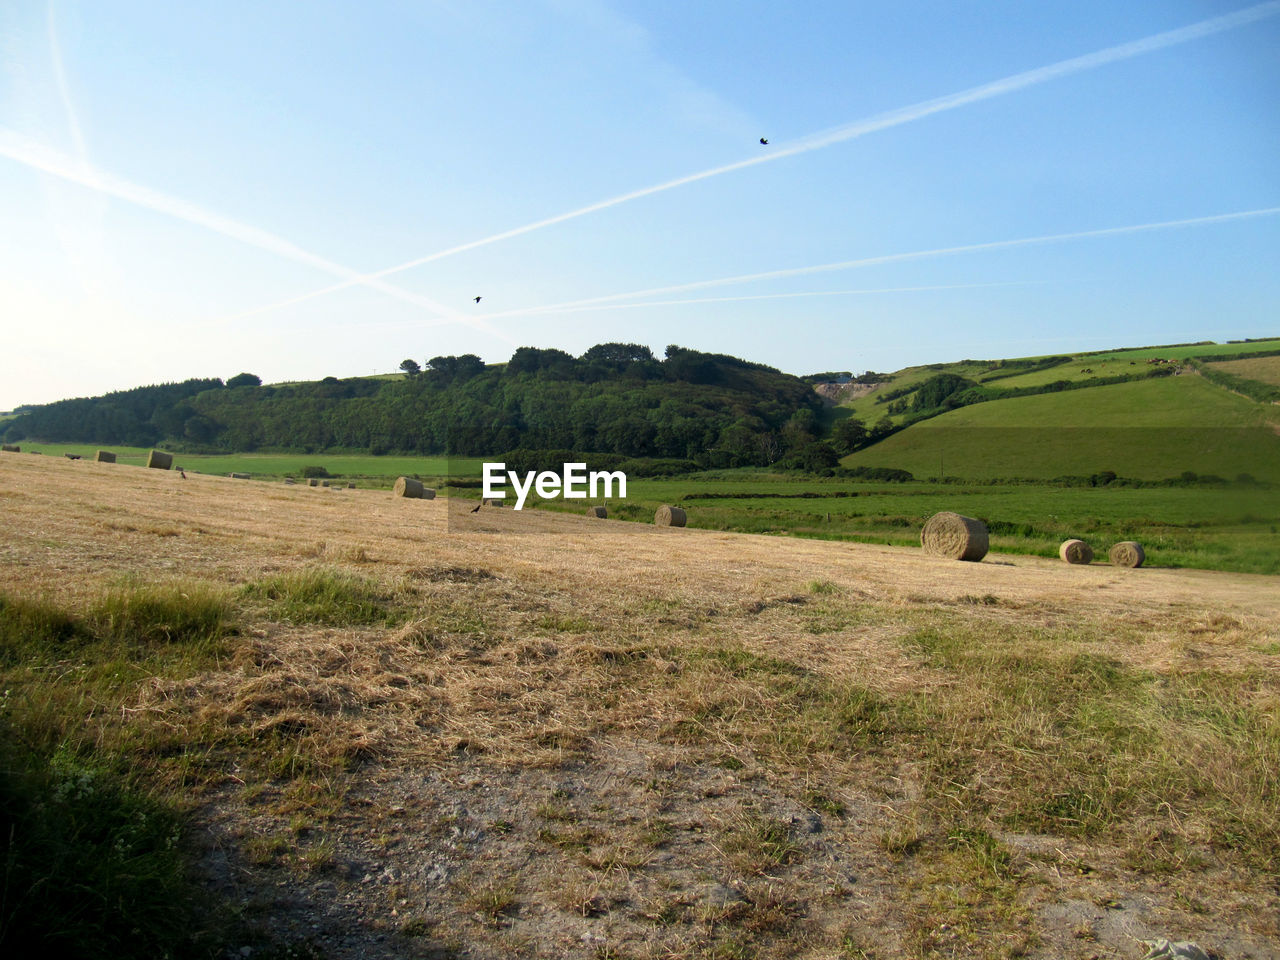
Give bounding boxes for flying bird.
[759,138,768,145]
[473,296,482,303]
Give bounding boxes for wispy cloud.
[0,126,512,342]
[473,207,1280,320]
[223,1,1280,321]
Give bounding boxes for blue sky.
[1,0,1277,410]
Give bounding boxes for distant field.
[530,474,1280,575]
[844,375,1280,483]
[1208,354,1280,387]
[838,338,1280,424]
[7,444,485,483]
[8,438,1277,573]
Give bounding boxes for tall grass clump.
[240,567,402,625]
[90,581,232,650]
[0,594,87,665]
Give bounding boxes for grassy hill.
[835,337,1280,429]
[844,374,1280,481]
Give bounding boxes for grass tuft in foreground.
[239,566,405,625]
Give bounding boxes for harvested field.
[1,454,1278,960]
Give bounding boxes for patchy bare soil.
[2,453,1278,959]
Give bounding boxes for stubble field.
[1,452,1278,959]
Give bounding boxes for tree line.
[4,344,833,468]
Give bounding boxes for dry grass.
[2,454,1279,959]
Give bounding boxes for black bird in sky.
[473,296,482,303]
[759,137,768,145]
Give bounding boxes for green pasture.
[531,475,1280,575]
[845,376,1280,482]
[1082,338,1280,362]
[837,338,1280,423]
[10,444,485,483]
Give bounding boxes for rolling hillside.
[843,370,1280,481]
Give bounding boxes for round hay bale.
[284,478,296,485]
[1109,541,1145,568]
[483,497,503,507]
[920,511,988,561]
[64,453,82,460]
[1,444,19,453]
[393,476,425,498]
[307,478,319,487]
[321,480,331,487]
[229,472,250,480]
[95,450,116,463]
[146,450,173,470]
[587,505,608,518]
[1058,539,1094,565]
[655,505,687,527]
[346,482,356,489]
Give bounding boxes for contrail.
[47,0,89,169]
[0,126,512,342]
[226,0,1280,321]
[473,206,1280,321]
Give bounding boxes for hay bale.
[307,478,319,487]
[95,450,116,463]
[655,505,687,527]
[64,453,82,460]
[146,450,173,470]
[321,480,331,487]
[1109,541,1145,568]
[0,444,18,453]
[1058,539,1094,565]
[346,482,356,489]
[920,511,988,561]
[483,497,502,506]
[587,505,608,518]
[284,478,296,485]
[422,487,436,499]
[393,476,425,498]
[229,472,250,480]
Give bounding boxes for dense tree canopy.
[5,346,821,467]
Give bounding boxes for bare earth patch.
[2,453,1278,959]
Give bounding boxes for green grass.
[835,337,1280,424]
[13,444,486,482]
[844,375,1280,483]
[239,567,406,625]
[0,726,214,958]
[530,474,1280,574]
[0,585,240,957]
